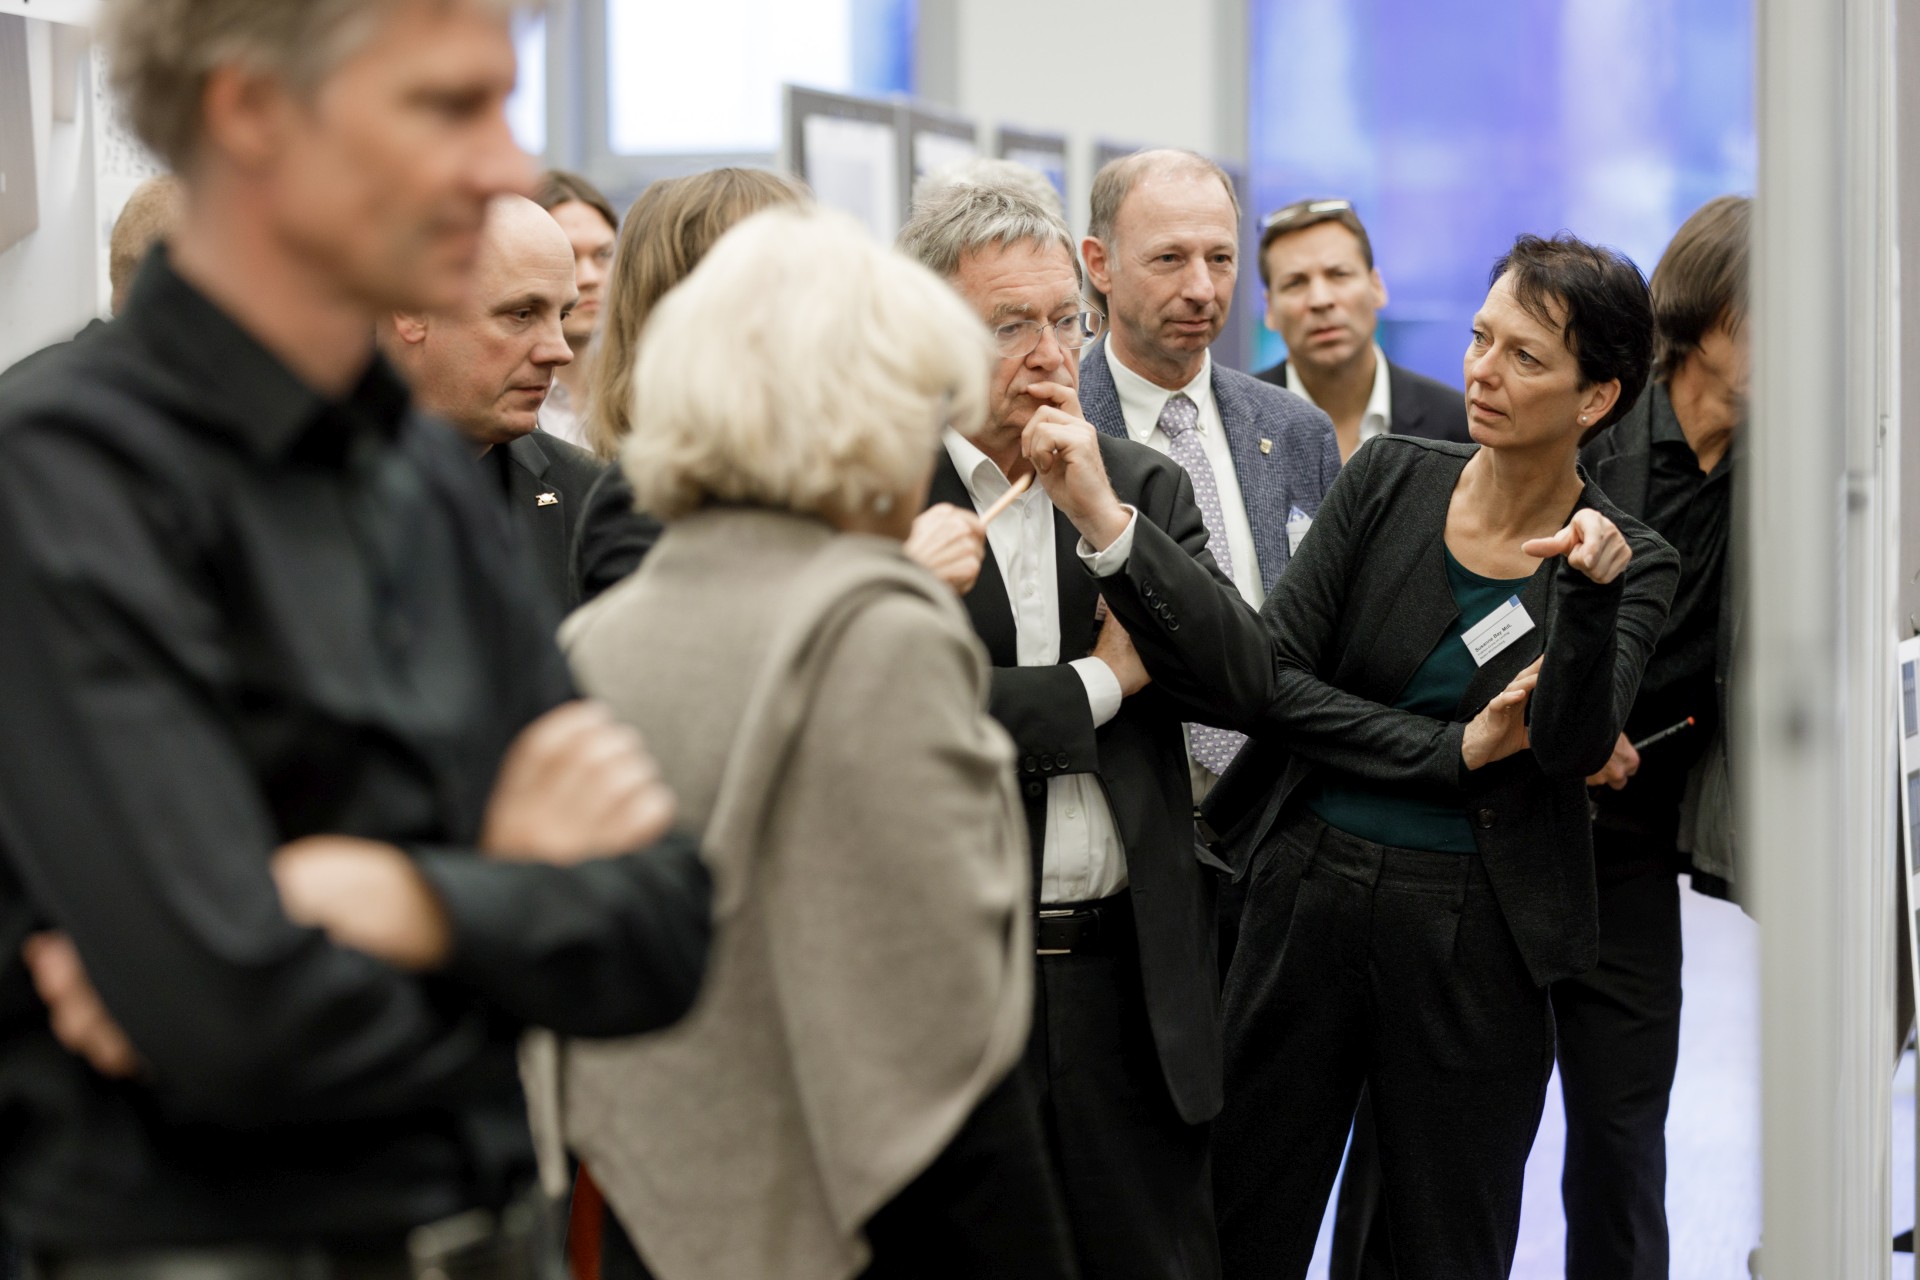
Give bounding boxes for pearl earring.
[872,493,895,515]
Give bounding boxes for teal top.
[1308,547,1534,853]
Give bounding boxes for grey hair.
[911,157,1064,220]
[101,0,522,171]
[895,179,1081,286]
[1086,148,1241,247]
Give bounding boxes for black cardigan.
[1203,435,1679,986]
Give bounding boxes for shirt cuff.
[1069,656,1124,728]
[1076,506,1139,576]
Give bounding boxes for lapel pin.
[536,491,559,507]
[1259,438,1273,455]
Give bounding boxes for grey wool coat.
[534,507,1034,1280]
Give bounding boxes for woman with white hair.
[542,207,1077,1280]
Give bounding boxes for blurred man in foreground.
[0,0,711,1268]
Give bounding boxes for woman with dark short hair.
[1206,233,1680,1279]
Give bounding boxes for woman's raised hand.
[1522,509,1631,584]
[1462,657,1542,771]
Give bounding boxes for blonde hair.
[586,167,810,460]
[108,175,186,315]
[624,207,991,524]
[101,0,517,173]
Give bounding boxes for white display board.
[89,44,165,312]
[1897,637,1920,1011]
[800,112,899,242]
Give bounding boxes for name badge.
[1461,595,1536,667]
[1285,505,1313,555]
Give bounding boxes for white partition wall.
[1750,0,1900,1272]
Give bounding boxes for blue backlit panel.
[1248,0,1754,386]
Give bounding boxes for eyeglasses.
[1261,198,1355,233]
[990,307,1107,360]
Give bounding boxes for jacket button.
[1023,756,1039,773]
[1167,619,1180,631]
[1057,752,1070,769]
[1025,780,1045,798]
[1475,808,1496,829]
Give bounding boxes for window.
[605,0,915,156]
[505,11,548,158]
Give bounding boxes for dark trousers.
[1214,813,1554,1280]
[601,1066,1078,1280]
[1550,867,1683,1280]
[1329,859,1688,1280]
[1026,905,1219,1280]
[1328,1092,1396,1280]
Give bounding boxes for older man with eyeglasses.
[897,180,1278,1280]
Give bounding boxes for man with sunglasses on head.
[1255,198,1469,460]
[898,179,1277,1280]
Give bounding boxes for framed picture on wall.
[1894,636,1920,1007]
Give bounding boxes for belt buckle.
[1037,907,1075,956]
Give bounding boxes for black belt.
[1036,890,1133,957]
[31,1193,561,1280]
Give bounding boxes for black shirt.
[0,251,711,1249]
[1591,381,1733,852]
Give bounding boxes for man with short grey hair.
[1079,149,1338,800]
[898,180,1274,1280]
[910,155,1065,218]
[0,0,711,1267]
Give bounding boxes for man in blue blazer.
[1079,149,1339,796]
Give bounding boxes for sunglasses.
[1261,198,1356,232]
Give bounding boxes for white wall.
[0,17,98,374]
[926,0,1248,234]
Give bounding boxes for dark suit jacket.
[1080,345,1340,595]
[0,320,110,394]
[1580,389,1739,897]
[929,436,1273,1124]
[1256,356,1471,444]
[501,430,659,613]
[1200,436,1679,987]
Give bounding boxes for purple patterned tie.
[1158,393,1249,776]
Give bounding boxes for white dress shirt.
[1286,342,1394,446]
[1100,345,1264,611]
[942,429,1137,903]
[537,379,592,450]
[1099,345,1262,798]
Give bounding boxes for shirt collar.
[1649,380,1689,446]
[942,427,1023,507]
[120,246,411,462]
[1103,344,1214,445]
[1286,344,1393,431]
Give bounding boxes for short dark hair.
[1257,198,1374,288]
[536,170,619,236]
[1490,232,1653,439]
[1650,195,1751,381]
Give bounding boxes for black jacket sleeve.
[1089,459,1277,732]
[1254,442,1471,789]
[986,665,1103,775]
[573,464,661,604]
[1525,530,1679,779]
[0,425,705,1128]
